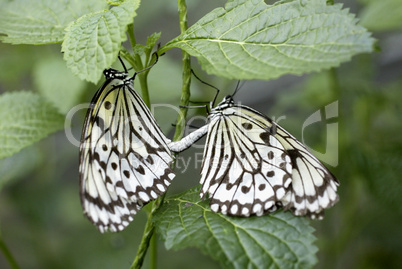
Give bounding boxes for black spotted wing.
[200,106,292,217]
[79,70,175,232]
[239,106,339,219]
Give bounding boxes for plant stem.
[173,0,191,142]
[130,212,156,269]
[126,24,151,108]
[127,24,144,71]
[0,230,19,269]
[137,73,151,108]
[149,233,157,269]
[131,1,191,268]
[130,194,165,269]
[328,68,340,98]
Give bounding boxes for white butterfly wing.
[200,107,293,217]
[168,97,339,219]
[273,125,339,219]
[80,76,175,232]
[238,106,339,219]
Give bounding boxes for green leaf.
[146,32,162,50]
[0,92,64,159]
[132,32,161,57]
[359,0,402,31]
[33,56,87,114]
[163,0,375,80]
[154,186,318,269]
[62,0,141,83]
[0,0,107,45]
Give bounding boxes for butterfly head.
[103,68,129,80]
[223,95,235,104]
[211,95,235,113]
[219,95,235,107]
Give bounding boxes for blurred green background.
[0,0,401,268]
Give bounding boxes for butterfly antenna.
[117,54,129,73]
[191,69,220,107]
[232,80,242,98]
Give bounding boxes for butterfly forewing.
[200,106,292,217]
[80,71,175,233]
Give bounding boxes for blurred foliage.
[0,0,401,268]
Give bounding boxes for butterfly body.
[80,68,175,232]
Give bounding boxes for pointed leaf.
[0,92,64,159]
[0,0,107,44]
[62,0,141,83]
[163,0,375,80]
[154,186,318,269]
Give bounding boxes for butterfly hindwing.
[80,71,175,232]
[235,105,339,219]
[273,125,339,219]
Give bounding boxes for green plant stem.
[149,233,157,269]
[173,0,191,141]
[137,73,151,108]
[131,1,191,268]
[127,24,144,71]
[130,194,166,269]
[0,231,19,269]
[328,68,340,98]
[130,212,156,269]
[126,24,151,108]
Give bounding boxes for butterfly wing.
[273,124,339,219]
[79,76,175,232]
[239,106,339,219]
[200,107,293,217]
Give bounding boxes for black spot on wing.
[267,151,274,160]
[95,116,105,130]
[111,162,118,170]
[100,161,106,170]
[146,155,154,165]
[242,122,253,130]
[136,165,145,175]
[259,132,270,145]
[104,101,112,110]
